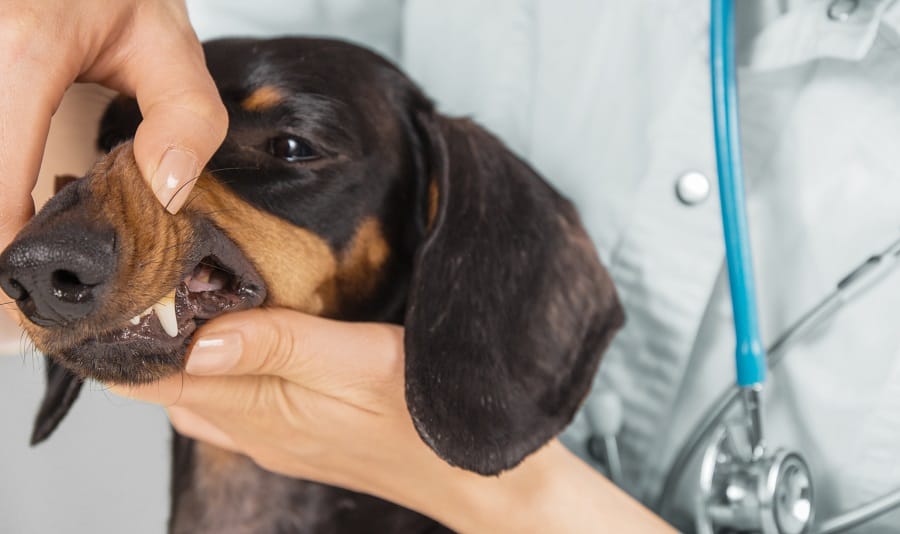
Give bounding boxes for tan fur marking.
[336,218,390,301]
[188,177,338,315]
[241,86,286,112]
[53,175,80,194]
[427,179,439,230]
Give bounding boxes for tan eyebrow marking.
[427,179,439,231]
[241,86,287,112]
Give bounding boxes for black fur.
[31,356,83,445]
[24,38,624,532]
[405,113,624,474]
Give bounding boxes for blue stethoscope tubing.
[710,0,766,390]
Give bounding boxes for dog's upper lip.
[189,221,267,308]
[53,221,268,384]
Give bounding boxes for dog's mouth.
[58,225,267,384]
[113,257,255,342]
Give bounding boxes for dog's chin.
[50,228,268,384]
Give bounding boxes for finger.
[0,38,70,248]
[102,12,227,214]
[183,308,405,389]
[107,374,189,406]
[167,406,239,451]
[109,372,310,414]
[109,373,243,407]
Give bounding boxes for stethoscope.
[695,1,808,531]
[592,1,900,532]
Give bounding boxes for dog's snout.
[0,225,117,326]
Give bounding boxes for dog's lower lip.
[50,228,267,383]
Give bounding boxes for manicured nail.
[152,148,198,214]
[186,332,243,375]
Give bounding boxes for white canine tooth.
[153,289,179,338]
[129,315,141,325]
[141,307,153,318]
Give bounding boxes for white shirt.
[4,1,900,532]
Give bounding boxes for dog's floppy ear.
[97,95,142,153]
[29,174,88,445]
[31,357,83,445]
[404,108,625,475]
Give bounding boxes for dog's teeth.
[153,290,178,338]
[195,266,212,284]
[129,306,154,326]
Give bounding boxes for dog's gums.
[113,257,261,343]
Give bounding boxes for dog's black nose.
[0,225,117,326]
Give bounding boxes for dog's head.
[0,38,623,475]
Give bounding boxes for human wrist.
[389,439,672,533]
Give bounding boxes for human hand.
[113,309,461,509]
[113,308,673,533]
[0,0,227,250]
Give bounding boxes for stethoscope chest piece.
[696,426,814,534]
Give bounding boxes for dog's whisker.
[180,190,207,212]
[213,177,246,187]
[160,166,260,213]
[187,205,238,214]
[19,329,37,362]
[189,209,239,218]
[197,260,237,276]
[18,329,30,361]
[164,175,205,212]
[205,166,259,174]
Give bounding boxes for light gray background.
[0,355,170,534]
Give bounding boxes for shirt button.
[827,0,859,22]
[675,171,711,206]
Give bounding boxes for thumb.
[184,308,405,391]
[104,16,227,214]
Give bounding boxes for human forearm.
[393,440,674,533]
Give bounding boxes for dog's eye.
[267,135,319,162]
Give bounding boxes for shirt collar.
[744,0,900,71]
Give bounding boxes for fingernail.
[152,148,199,214]
[186,331,243,375]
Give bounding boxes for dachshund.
[0,38,624,533]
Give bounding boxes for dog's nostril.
[3,278,28,300]
[50,269,96,304]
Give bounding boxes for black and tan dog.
[0,38,623,533]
